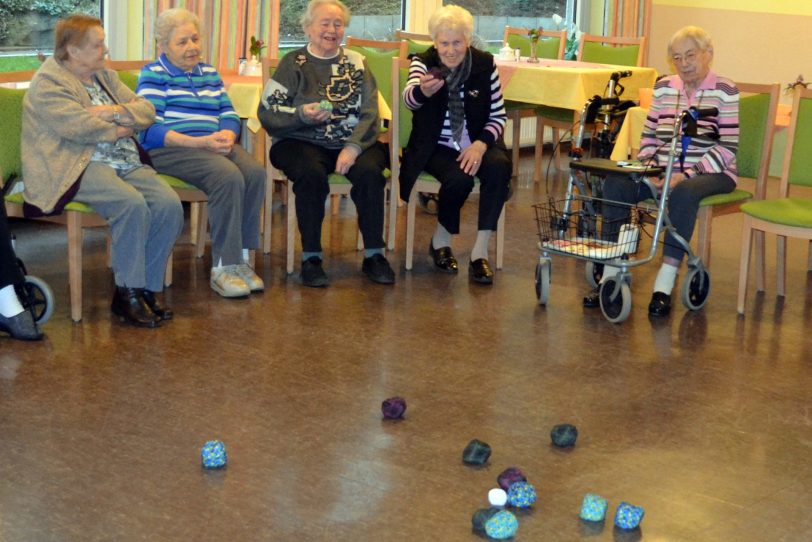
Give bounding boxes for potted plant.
[526,28,541,63]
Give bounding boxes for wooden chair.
[578,34,645,67]
[737,86,812,314]
[391,57,505,271]
[261,56,397,274]
[394,30,433,56]
[502,27,567,182]
[696,82,780,267]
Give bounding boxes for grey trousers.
[75,163,183,292]
[148,145,267,266]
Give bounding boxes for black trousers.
[0,202,24,289]
[602,172,736,261]
[422,144,511,234]
[270,140,388,252]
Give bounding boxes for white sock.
[432,223,452,249]
[242,249,250,262]
[0,285,25,318]
[653,263,679,295]
[471,230,492,261]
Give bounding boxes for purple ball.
[497,467,527,491]
[381,396,406,419]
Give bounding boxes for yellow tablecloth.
[496,58,658,110]
[610,106,649,160]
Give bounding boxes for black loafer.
[0,310,43,341]
[362,253,395,285]
[583,289,600,308]
[142,290,173,321]
[111,287,161,328]
[468,258,494,285]
[648,291,672,317]
[301,256,329,288]
[429,241,458,273]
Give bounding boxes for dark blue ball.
[550,423,578,447]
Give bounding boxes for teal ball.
[201,440,227,469]
[507,481,537,508]
[580,493,608,521]
[614,501,645,529]
[484,510,519,539]
[462,439,491,465]
[550,423,578,447]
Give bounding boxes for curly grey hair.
[427,5,474,43]
[154,8,200,46]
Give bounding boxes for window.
[279,0,403,51]
[442,0,573,51]
[0,0,102,72]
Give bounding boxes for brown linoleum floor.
[2,151,811,541]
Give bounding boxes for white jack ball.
[488,488,508,507]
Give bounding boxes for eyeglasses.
[672,51,699,64]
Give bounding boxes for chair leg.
[510,111,521,180]
[67,212,83,323]
[754,230,766,292]
[262,175,274,255]
[287,191,296,275]
[495,206,505,270]
[405,189,417,270]
[777,234,787,297]
[552,127,562,171]
[190,203,199,247]
[195,202,208,259]
[330,194,340,215]
[696,206,712,266]
[737,218,753,314]
[808,240,812,271]
[533,115,544,183]
[164,250,173,287]
[386,182,398,251]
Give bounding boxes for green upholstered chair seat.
[699,188,752,207]
[4,191,96,214]
[535,105,575,122]
[417,171,479,184]
[741,197,812,228]
[158,174,197,190]
[581,41,640,67]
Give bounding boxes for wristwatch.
[112,106,121,123]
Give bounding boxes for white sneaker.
[210,266,251,298]
[235,263,265,292]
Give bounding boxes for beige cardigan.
[21,57,156,213]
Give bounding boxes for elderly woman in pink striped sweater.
[584,25,739,317]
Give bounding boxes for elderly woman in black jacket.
[400,5,511,285]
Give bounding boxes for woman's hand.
[302,102,331,123]
[457,141,487,176]
[419,73,445,97]
[198,132,234,154]
[86,104,117,123]
[650,172,686,191]
[335,146,360,175]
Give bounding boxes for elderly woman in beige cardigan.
[22,14,183,328]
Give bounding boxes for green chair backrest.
[580,41,639,67]
[346,45,399,110]
[506,34,561,60]
[786,95,812,188]
[396,65,413,150]
[405,38,432,56]
[736,93,770,180]
[117,70,139,92]
[0,88,25,182]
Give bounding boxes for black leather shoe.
[468,258,494,285]
[0,310,43,341]
[648,291,672,317]
[583,289,600,308]
[111,287,161,328]
[362,253,395,285]
[429,241,458,273]
[142,290,173,321]
[301,256,329,288]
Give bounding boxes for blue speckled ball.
[507,481,537,508]
[550,423,578,447]
[484,510,519,540]
[580,493,608,521]
[614,501,645,529]
[201,440,227,469]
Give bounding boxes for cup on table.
[638,87,653,109]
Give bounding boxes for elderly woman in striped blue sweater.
[137,8,266,298]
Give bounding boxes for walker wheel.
[585,261,603,289]
[535,259,551,305]
[17,275,54,324]
[599,277,631,323]
[681,266,710,311]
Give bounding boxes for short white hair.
[300,0,350,34]
[428,5,474,43]
[155,8,200,46]
[667,25,713,57]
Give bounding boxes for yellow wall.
[649,1,812,96]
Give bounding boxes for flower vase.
[245,54,261,76]
[527,41,540,63]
